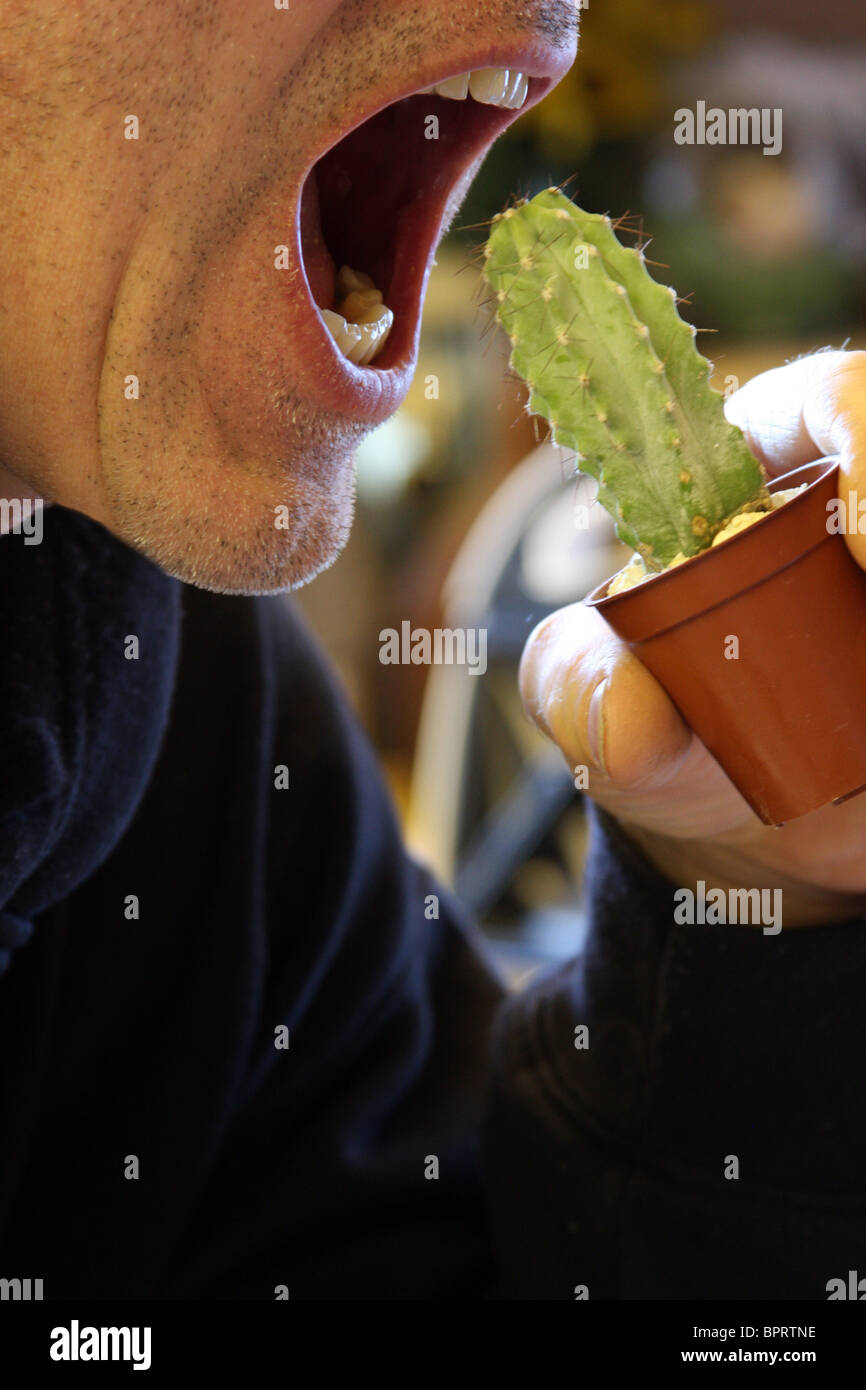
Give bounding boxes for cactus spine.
[482,188,768,570]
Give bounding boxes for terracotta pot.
[585,458,866,825]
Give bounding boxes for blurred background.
[296,0,866,979]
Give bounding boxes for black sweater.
[1,506,864,1300]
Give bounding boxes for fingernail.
[587,680,608,775]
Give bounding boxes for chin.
[99,431,360,597]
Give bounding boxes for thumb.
[519,601,691,791]
[725,348,866,570]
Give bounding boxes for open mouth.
[296,66,551,384]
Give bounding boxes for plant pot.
[584,458,866,826]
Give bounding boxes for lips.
[286,48,571,428]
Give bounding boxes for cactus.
[482,188,768,570]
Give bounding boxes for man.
[0,0,864,1300]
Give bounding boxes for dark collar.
[0,506,180,971]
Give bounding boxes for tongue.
[300,170,337,311]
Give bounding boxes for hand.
[519,349,866,927]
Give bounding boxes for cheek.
[217,0,347,60]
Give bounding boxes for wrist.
[618,820,866,929]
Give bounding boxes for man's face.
[0,0,575,592]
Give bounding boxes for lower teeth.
[320,265,394,366]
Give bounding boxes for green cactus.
[482,188,768,570]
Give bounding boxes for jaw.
[90,24,576,595]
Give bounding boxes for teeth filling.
[319,266,394,367]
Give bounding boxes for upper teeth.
[320,265,394,367]
[420,67,529,110]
